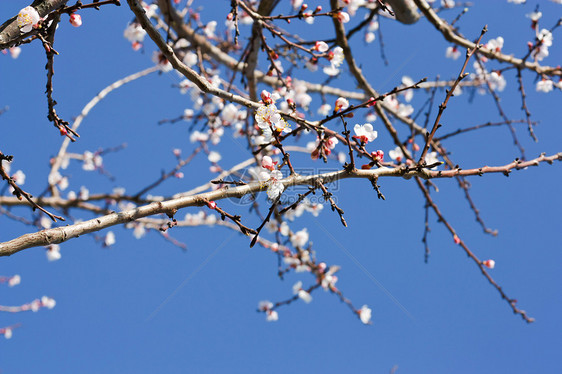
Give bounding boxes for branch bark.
[1,153,559,256]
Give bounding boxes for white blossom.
[79,186,89,200]
[267,180,284,200]
[204,21,217,38]
[104,231,116,246]
[389,146,405,163]
[291,0,303,10]
[485,36,504,52]
[46,244,62,261]
[489,71,506,92]
[11,170,25,185]
[359,305,372,324]
[337,11,350,23]
[9,47,21,59]
[424,152,440,168]
[142,3,158,18]
[293,281,312,303]
[526,11,542,21]
[304,201,324,217]
[0,160,12,174]
[266,310,278,321]
[291,228,309,248]
[8,275,21,287]
[313,41,329,53]
[124,23,146,43]
[536,79,553,92]
[17,6,40,33]
[317,104,332,116]
[324,47,345,76]
[353,123,378,143]
[323,65,340,76]
[183,51,198,67]
[258,300,278,321]
[175,39,190,49]
[321,273,338,290]
[279,221,290,236]
[334,97,349,112]
[446,46,461,60]
[532,29,553,61]
[40,216,53,229]
[190,130,209,143]
[41,296,56,309]
[401,76,415,102]
[152,51,173,72]
[208,151,222,163]
[255,104,282,129]
[133,224,146,239]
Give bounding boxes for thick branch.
[1,153,559,256]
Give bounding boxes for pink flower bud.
[260,90,273,105]
[69,13,82,27]
[453,235,461,244]
[483,259,495,269]
[207,201,217,209]
[261,156,277,171]
[285,76,293,88]
[371,150,384,162]
[334,97,349,112]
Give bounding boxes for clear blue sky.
[1,1,561,373]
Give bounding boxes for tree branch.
[1,153,559,256]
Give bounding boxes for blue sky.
[1,1,561,373]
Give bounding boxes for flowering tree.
[0,0,561,347]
